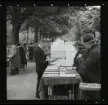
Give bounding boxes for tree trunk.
[11,7,33,45]
[12,24,21,45]
[34,27,38,43]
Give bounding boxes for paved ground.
[7,61,75,100]
[7,62,38,100]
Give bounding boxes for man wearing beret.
[77,34,101,100]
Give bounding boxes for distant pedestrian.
[18,44,27,71]
[23,43,28,62]
[10,45,21,75]
[23,43,27,55]
[28,43,34,62]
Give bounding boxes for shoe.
[36,98,40,100]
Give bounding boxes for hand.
[46,56,50,61]
[77,54,82,59]
[46,61,50,65]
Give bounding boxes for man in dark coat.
[18,44,27,71]
[77,34,101,100]
[10,45,21,75]
[28,43,34,61]
[33,42,49,98]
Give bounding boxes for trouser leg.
[36,73,43,98]
[36,79,40,98]
[29,53,33,61]
[16,67,19,74]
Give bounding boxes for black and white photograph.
[6,5,101,100]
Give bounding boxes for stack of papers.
[65,67,73,73]
[59,73,66,77]
[59,71,66,74]
[43,73,59,77]
[59,67,66,72]
[46,66,59,72]
[66,67,72,70]
[44,71,59,74]
[60,74,76,77]
[80,83,101,89]
[65,71,73,74]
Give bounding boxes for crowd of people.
[8,43,34,75]
[33,33,101,100]
[7,33,101,100]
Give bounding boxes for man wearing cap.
[77,34,101,100]
[28,43,34,62]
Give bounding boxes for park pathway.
[7,62,37,100]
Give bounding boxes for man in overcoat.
[33,41,49,98]
[77,34,101,100]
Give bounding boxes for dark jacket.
[33,46,48,75]
[10,46,21,69]
[28,45,34,55]
[19,46,27,65]
[77,44,101,83]
[73,48,86,68]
